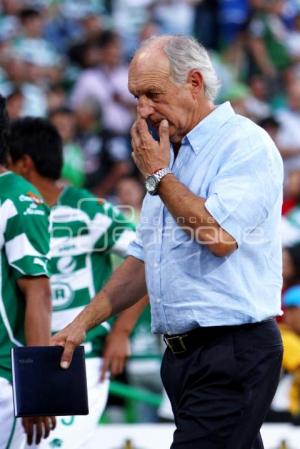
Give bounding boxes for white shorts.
[0,358,109,449]
[0,377,25,449]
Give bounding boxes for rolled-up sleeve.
[127,222,144,261]
[205,141,283,246]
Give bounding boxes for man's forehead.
[129,52,169,80]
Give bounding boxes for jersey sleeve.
[3,196,50,278]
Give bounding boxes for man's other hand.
[100,330,131,382]
[50,322,86,369]
[22,416,56,445]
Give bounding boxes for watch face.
[145,175,157,193]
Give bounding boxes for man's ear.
[187,69,204,99]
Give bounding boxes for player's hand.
[131,118,170,177]
[100,330,131,382]
[50,321,86,369]
[22,416,56,445]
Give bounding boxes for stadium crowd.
[2,0,300,432]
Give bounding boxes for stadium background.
[2,0,300,447]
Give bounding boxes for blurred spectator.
[283,169,300,215]
[286,10,300,68]
[219,0,250,45]
[225,82,251,117]
[259,115,280,140]
[111,0,152,58]
[68,40,101,69]
[282,244,300,291]
[247,0,291,88]
[75,98,131,196]
[282,200,300,246]
[276,80,300,178]
[115,176,145,224]
[49,106,86,187]
[244,74,272,120]
[46,84,67,111]
[6,88,23,120]
[150,0,195,36]
[71,30,135,138]
[270,286,300,422]
[193,0,219,50]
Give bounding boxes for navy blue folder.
[11,346,89,417]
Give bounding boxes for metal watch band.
[153,167,172,183]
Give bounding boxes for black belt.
[163,320,272,355]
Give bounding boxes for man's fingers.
[131,121,141,150]
[43,418,51,440]
[159,119,169,146]
[34,420,43,445]
[100,358,110,382]
[50,416,56,430]
[111,357,125,376]
[60,340,75,369]
[23,419,33,446]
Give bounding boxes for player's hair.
[140,35,220,101]
[8,117,63,180]
[0,95,10,165]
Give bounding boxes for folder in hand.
[11,346,89,417]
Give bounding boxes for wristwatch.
[145,167,172,196]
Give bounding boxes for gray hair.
[140,35,220,101]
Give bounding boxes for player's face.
[128,52,196,144]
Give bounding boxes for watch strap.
[153,167,172,183]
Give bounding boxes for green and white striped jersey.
[49,186,136,357]
[0,172,50,382]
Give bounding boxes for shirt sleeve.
[127,221,145,262]
[205,137,283,247]
[4,198,50,278]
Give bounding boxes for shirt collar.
[184,102,235,154]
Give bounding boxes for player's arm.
[18,276,51,346]
[17,275,56,445]
[52,256,146,368]
[100,295,148,381]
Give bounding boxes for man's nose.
[137,96,154,119]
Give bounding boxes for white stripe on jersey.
[51,305,111,333]
[0,199,18,249]
[49,211,112,257]
[50,205,90,224]
[51,260,95,294]
[111,229,136,258]
[0,256,22,346]
[5,233,42,264]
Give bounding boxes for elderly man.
[53,36,284,449]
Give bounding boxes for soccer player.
[0,97,55,449]
[8,117,144,449]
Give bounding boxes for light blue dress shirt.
[128,102,283,334]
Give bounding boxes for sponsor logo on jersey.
[23,203,45,216]
[51,282,74,309]
[57,256,76,274]
[19,192,43,204]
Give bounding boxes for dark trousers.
[161,319,283,449]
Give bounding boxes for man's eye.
[148,93,160,100]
